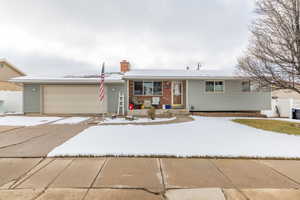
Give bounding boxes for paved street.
[1,157,300,199]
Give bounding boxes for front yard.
[233,119,300,135]
[48,116,300,158]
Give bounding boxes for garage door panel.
[43,85,107,114]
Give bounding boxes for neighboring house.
[11,60,271,115]
[272,89,300,100]
[0,58,26,91]
[0,59,25,114]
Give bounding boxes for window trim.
[133,80,163,96]
[205,80,225,93]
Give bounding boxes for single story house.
[11,60,271,115]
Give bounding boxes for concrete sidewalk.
[1,158,300,199]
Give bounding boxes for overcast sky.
[0,0,255,76]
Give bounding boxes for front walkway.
[1,157,300,199]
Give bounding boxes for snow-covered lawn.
[53,117,89,124]
[101,117,176,124]
[48,116,300,158]
[0,116,62,126]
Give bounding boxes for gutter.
[122,76,250,80]
[9,78,124,84]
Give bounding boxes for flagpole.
[102,62,104,120]
[99,62,105,119]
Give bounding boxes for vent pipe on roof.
[197,62,202,70]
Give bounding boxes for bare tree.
[237,0,300,93]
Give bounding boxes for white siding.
[188,80,271,111]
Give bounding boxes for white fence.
[0,91,23,114]
[262,98,300,118]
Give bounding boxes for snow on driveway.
[0,116,62,126]
[48,116,300,158]
[53,117,89,124]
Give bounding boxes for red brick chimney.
[120,60,130,73]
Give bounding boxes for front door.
[172,81,183,106]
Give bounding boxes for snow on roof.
[123,69,246,80]
[10,73,124,84]
[10,69,248,83]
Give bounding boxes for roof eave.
[10,79,124,84]
[122,76,250,80]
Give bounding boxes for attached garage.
[42,85,107,114]
[16,74,124,115]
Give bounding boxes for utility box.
[292,108,300,119]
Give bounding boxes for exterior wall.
[23,84,41,113]
[128,80,186,109]
[0,91,23,113]
[0,81,22,91]
[0,63,23,81]
[106,83,126,113]
[188,80,271,111]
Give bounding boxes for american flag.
[99,62,105,102]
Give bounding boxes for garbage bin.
[165,104,171,109]
[292,108,300,119]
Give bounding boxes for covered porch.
[127,80,188,115]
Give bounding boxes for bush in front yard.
[148,107,156,120]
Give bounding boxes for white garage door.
[43,85,107,114]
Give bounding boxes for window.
[242,81,251,92]
[133,81,162,96]
[134,81,143,95]
[205,81,215,92]
[215,81,224,92]
[205,81,224,92]
[153,82,162,95]
[143,82,153,95]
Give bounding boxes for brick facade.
[128,80,186,109]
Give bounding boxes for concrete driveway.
[1,158,300,199]
[0,124,89,157]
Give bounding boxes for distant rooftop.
[0,58,26,76]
